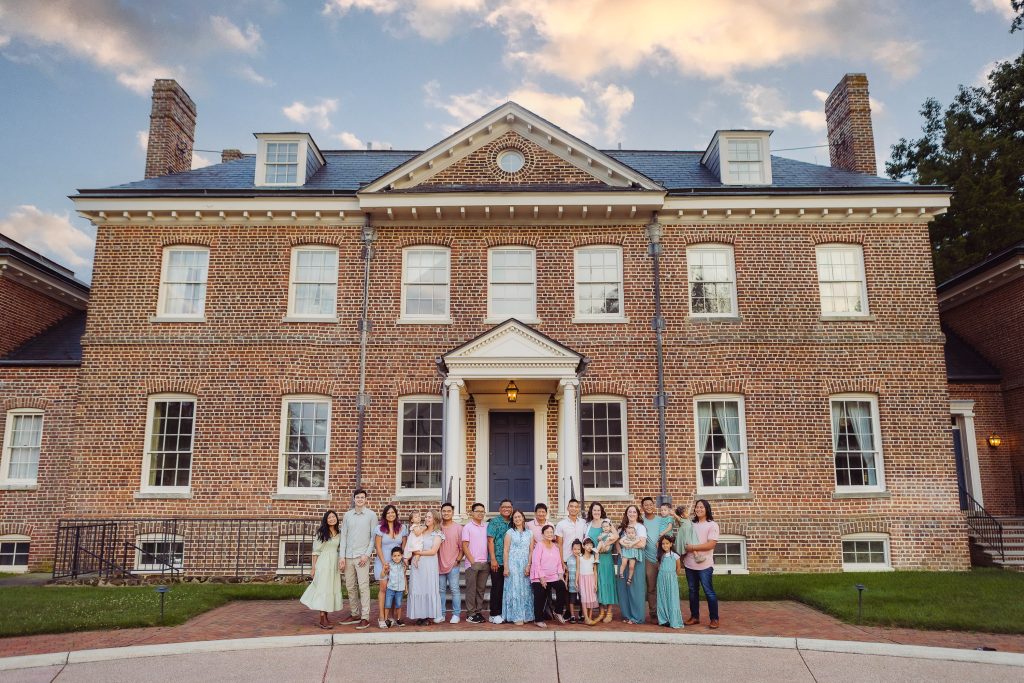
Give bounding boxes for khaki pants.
[344,560,371,620]
[645,559,659,617]
[464,561,490,617]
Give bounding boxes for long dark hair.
[510,509,527,531]
[692,499,714,522]
[585,501,606,523]
[317,509,340,543]
[379,505,402,535]
[656,534,675,562]
[618,504,643,534]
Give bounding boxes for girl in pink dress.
[577,537,599,625]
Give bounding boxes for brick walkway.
[3,599,1023,658]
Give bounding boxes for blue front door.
[952,422,968,510]
[489,411,534,512]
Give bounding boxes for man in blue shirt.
[641,496,671,619]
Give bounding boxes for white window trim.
[140,394,196,496]
[277,534,314,575]
[714,534,748,575]
[841,532,892,572]
[286,245,339,321]
[816,244,870,319]
[693,394,749,495]
[133,533,185,574]
[1,408,43,487]
[718,134,772,186]
[154,246,209,321]
[277,395,332,496]
[686,244,739,318]
[0,534,31,573]
[486,246,539,324]
[573,245,627,323]
[396,395,444,497]
[399,246,451,323]
[255,138,307,187]
[830,393,886,494]
[580,395,629,498]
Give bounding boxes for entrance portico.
[439,320,586,516]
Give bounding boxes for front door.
[951,417,969,510]
[489,411,534,511]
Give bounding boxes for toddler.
[384,547,407,627]
[403,511,426,568]
[566,539,583,623]
[672,505,703,563]
[618,525,643,584]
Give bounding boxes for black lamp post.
[646,214,670,507]
[155,585,169,624]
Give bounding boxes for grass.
[681,568,1024,634]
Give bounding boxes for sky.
[0,0,1021,284]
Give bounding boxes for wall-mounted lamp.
[505,380,519,403]
[988,434,1002,448]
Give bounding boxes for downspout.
[645,213,670,507]
[354,216,376,488]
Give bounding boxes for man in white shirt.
[554,498,588,620]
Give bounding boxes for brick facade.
[0,278,76,356]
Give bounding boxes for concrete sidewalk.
[2,634,1023,683]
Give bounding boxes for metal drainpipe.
[646,213,670,507]
[354,216,376,488]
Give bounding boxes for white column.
[559,378,580,512]
[444,379,466,516]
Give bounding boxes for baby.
[596,519,617,557]
[618,525,643,584]
[403,511,426,568]
[672,505,703,563]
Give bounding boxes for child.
[384,547,407,627]
[655,535,684,628]
[403,511,426,568]
[577,538,599,625]
[672,505,702,562]
[566,539,583,623]
[595,518,616,556]
[618,525,643,584]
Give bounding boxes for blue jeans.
[439,564,462,618]
[385,588,403,609]
[685,567,719,621]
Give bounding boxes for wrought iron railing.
[959,486,1005,563]
[53,517,319,580]
[1016,471,1024,516]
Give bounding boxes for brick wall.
[949,382,1014,514]
[144,79,196,179]
[0,277,77,356]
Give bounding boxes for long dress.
[617,523,647,623]
[406,530,443,620]
[372,525,408,581]
[502,528,534,623]
[587,523,617,606]
[300,532,343,612]
[656,551,684,628]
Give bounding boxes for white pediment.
[443,319,582,379]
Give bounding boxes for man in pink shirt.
[461,502,489,624]
[525,502,550,544]
[438,502,464,624]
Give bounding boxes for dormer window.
[265,142,299,184]
[702,131,772,186]
[254,133,324,187]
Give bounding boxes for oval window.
[497,149,525,174]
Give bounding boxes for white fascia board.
[359,190,666,209]
[662,193,950,212]
[72,197,361,214]
[0,256,89,307]
[937,256,1024,307]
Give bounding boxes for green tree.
[886,53,1024,282]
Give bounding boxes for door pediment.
[442,319,584,379]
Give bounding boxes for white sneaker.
[377,620,388,629]
[450,615,460,624]
[490,615,504,624]
[433,617,444,624]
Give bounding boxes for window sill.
[134,489,192,500]
[582,491,633,502]
[572,316,630,324]
[820,315,875,322]
[133,568,185,575]
[696,491,753,500]
[272,491,330,501]
[715,567,749,575]
[0,483,38,491]
[0,566,30,574]
[687,315,742,323]
[484,317,541,325]
[282,316,339,324]
[275,568,309,576]
[842,564,893,573]
[392,490,443,501]
[396,318,452,325]
[149,316,206,323]
[832,490,890,499]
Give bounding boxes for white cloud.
[236,64,274,86]
[0,205,95,272]
[191,152,214,169]
[334,131,391,149]
[872,40,923,81]
[323,0,485,40]
[591,83,634,143]
[974,56,1014,85]
[869,96,884,115]
[210,16,263,54]
[0,34,10,48]
[136,130,149,154]
[737,85,825,132]
[812,89,829,103]
[970,0,1015,19]
[282,98,338,130]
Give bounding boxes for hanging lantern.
[505,380,519,403]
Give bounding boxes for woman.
[502,509,534,625]
[616,504,648,624]
[407,509,444,625]
[683,499,720,628]
[300,509,343,629]
[530,524,567,627]
[585,501,617,623]
[373,504,407,629]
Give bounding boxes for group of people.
[300,489,722,631]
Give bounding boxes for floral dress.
[502,528,534,623]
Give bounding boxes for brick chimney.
[824,73,877,175]
[144,79,197,179]
[221,149,244,163]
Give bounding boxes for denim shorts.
[385,588,404,608]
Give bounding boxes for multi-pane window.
[265,142,299,184]
[489,247,536,320]
[0,537,30,570]
[817,245,868,316]
[135,537,184,572]
[281,399,330,490]
[144,396,195,490]
[279,537,314,573]
[727,138,764,183]
[695,396,747,492]
[402,247,450,319]
[158,247,209,317]
[687,245,737,316]
[399,399,443,490]
[842,535,890,571]
[288,247,338,317]
[831,396,884,490]
[2,410,43,484]
[713,536,747,573]
[575,246,623,318]
[581,399,626,491]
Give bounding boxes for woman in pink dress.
[529,524,567,628]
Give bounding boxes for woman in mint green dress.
[300,510,343,629]
[655,535,684,629]
[585,501,617,622]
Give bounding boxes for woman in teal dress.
[585,501,617,623]
[300,510,343,629]
[655,535,684,628]
[502,509,535,625]
[616,504,647,624]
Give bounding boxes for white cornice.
[0,256,89,308]
[938,255,1024,310]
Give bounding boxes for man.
[525,502,549,544]
[438,502,464,624]
[337,488,375,629]
[641,495,671,619]
[486,498,513,624]
[461,502,489,624]
[555,498,589,620]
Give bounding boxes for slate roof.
[0,311,86,366]
[943,326,1001,383]
[77,150,942,197]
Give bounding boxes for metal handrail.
[959,485,1005,562]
